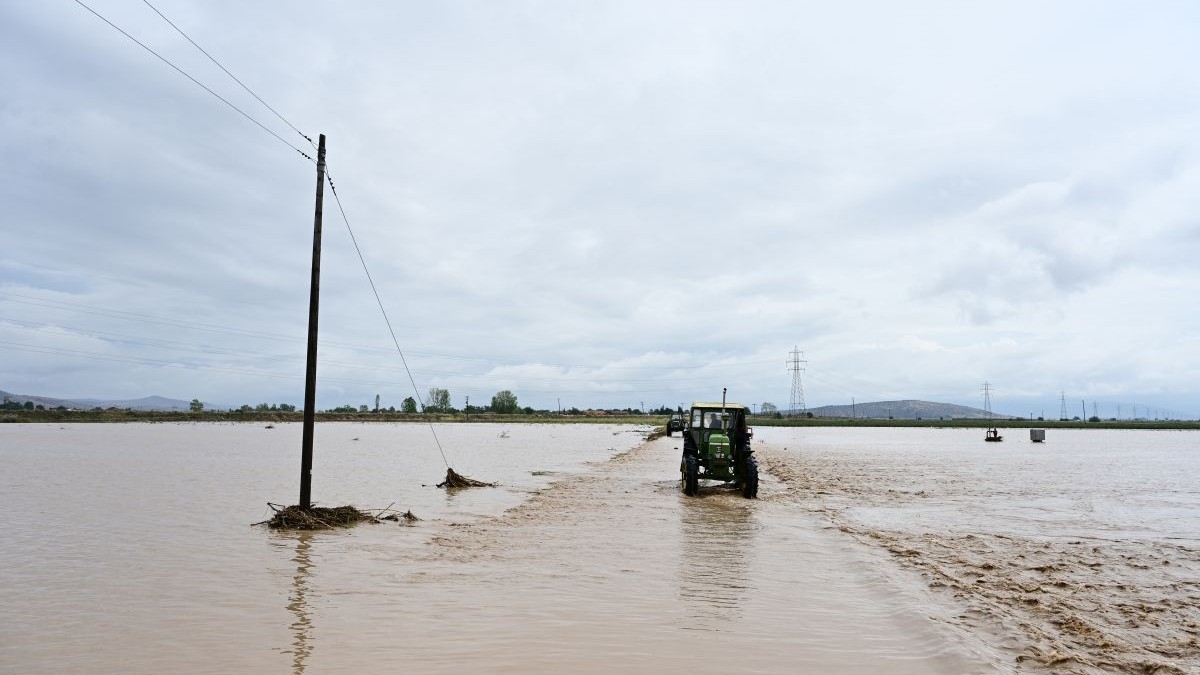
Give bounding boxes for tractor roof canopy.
[690,402,749,411]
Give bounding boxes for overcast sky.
[3,1,1199,416]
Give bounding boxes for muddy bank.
[757,438,1200,674]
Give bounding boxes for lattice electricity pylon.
[788,347,807,417]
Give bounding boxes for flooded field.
[2,423,1197,673]
[756,427,1200,674]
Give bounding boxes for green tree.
[760,402,777,415]
[490,390,519,414]
[401,397,418,413]
[426,388,451,412]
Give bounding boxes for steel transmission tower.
[787,347,807,417]
[1059,391,1068,421]
[981,381,994,419]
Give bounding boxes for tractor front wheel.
[741,454,759,499]
[683,455,699,496]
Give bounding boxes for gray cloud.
[3,1,1199,416]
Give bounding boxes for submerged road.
[297,436,1003,674]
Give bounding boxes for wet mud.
[758,443,1200,674]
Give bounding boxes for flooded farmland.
[756,427,1200,674]
[2,423,1197,673]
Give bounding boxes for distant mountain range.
[804,399,1003,420]
[0,390,192,411]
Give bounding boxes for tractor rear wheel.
[741,454,759,499]
[683,455,699,496]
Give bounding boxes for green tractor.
[665,407,686,437]
[680,390,758,498]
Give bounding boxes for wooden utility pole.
[299,134,326,510]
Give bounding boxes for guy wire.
[325,168,450,469]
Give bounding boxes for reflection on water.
[283,533,314,675]
[677,489,757,629]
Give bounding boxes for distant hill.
[0,390,192,411]
[804,399,1005,420]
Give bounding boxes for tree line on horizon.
[181,391,794,416]
[197,389,658,416]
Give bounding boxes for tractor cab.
[680,391,757,498]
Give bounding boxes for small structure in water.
[1030,429,1046,443]
[981,382,1002,442]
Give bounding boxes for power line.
[138,0,314,148]
[323,171,450,467]
[70,0,313,162]
[60,2,797,411]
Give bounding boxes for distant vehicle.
[681,389,758,498]
[665,408,686,437]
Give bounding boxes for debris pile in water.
[260,503,376,530]
[254,503,422,529]
[437,468,496,488]
[381,510,420,523]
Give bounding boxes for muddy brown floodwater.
[393,438,995,674]
[4,423,1196,673]
[756,426,1200,675]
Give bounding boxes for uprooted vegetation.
[436,468,497,488]
[256,503,419,530]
